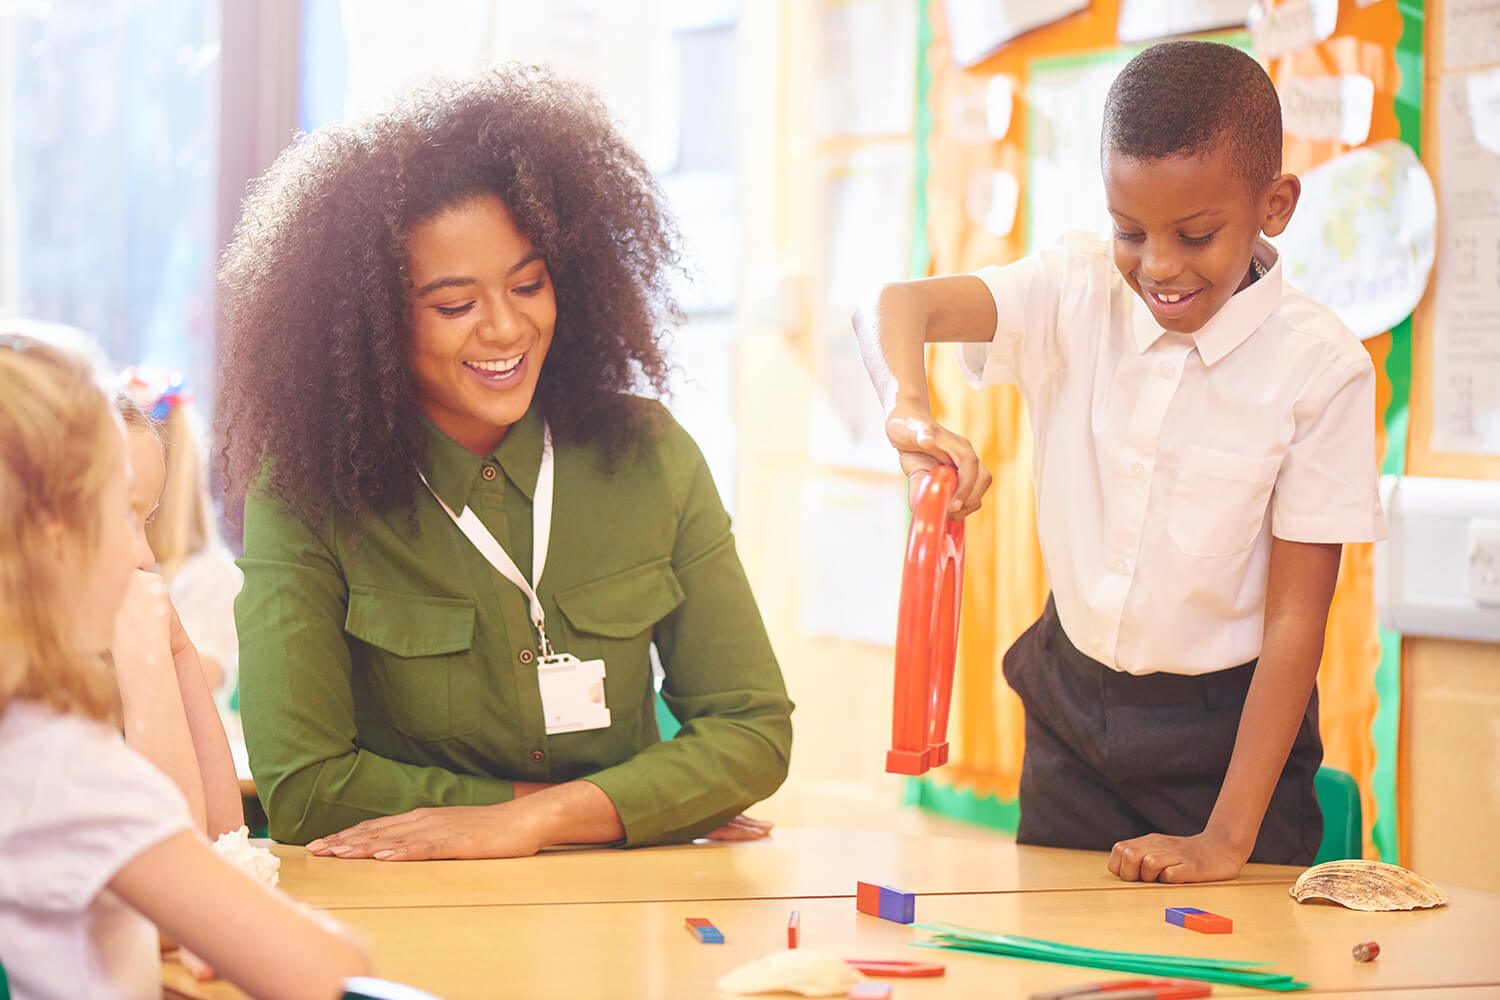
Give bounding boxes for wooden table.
[164,828,1500,1000]
[264,827,1301,909]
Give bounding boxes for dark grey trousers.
[1004,596,1323,865]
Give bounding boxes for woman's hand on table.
[306,804,546,861]
[700,814,774,842]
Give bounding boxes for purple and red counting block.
[856,881,915,925]
[684,917,723,943]
[1165,906,1232,934]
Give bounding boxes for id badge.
[536,653,611,734]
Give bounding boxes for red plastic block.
[684,917,723,943]
[1182,911,1232,934]
[788,910,801,949]
[856,881,882,918]
[848,985,893,1000]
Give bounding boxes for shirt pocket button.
[530,750,545,763]
[519,648,534,664]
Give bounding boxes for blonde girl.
[0,334,368,1000]
[114,391,242,837]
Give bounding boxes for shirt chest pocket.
[1168,445,1282,559]
[344,586,479,741]
[553,559,685,708]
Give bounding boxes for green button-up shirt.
[237,399,793,846]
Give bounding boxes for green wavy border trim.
[1369,0,1424,864]
[909,0,934,280]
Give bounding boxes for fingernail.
[374,850,395,860]
[306,839,325,852]
[331,845,353,856]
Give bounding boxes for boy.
[853,41,1385,883]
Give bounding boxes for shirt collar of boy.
[418,402,545,511]
[1130,238,1281,367]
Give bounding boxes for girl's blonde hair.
[119,375,218,578]
[0,333,122,722]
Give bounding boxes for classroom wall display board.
[909,0,1426,864]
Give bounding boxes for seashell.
[1289,859,1449,911]
[716,949,863,997]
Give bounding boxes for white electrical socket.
[1468,517,1500,607]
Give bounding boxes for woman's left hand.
[700,814,774,842]
[307,805,543,861]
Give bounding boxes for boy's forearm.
[1204,613,1324,858]
[854,283,935,415]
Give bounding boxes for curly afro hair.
[1102,40,1282,192]
[216,65,683,526]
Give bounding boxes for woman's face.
[406,193,557,456]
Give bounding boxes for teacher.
[216,67,793,859]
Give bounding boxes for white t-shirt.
[0,701,195,1000]
[169,544,243,708]
[960,232,1386,676]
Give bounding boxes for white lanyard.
[417,422,557,656]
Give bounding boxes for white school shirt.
[959,232,1386,676]
[169,544,243,709]
[0,701,195,1000]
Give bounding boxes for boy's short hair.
[1102,40,1282,192]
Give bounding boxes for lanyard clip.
[535,619,556,659]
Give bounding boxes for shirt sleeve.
[0,711,194,911]
[956,245,1065,394]
[237,492,515,844]
[580,411,795,846]
[1271,356,1388,544]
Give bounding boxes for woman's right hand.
[884,401,993,517]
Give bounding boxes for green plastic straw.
[914,923,1310,992]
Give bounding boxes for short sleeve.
[956,246,1065,395]
[0,707,195,912]
[1271,357,1388,544]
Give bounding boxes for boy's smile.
[1103,142,1297,335]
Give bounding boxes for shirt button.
[519,648,534,665]
[1131,463,1145,479]
[481,465,497,481]
[1158,362,1174,379]
[529,750,545,763]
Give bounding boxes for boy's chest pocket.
[1168,445,1281,558]
[345,586,479,741]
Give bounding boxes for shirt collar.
[1130,238,1281,366]
[419,402,545,511]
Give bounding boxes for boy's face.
[1103,141,1297,334]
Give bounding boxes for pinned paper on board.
[1443,0,1500,72]
[813,0,917,138]
[1275,139,1436,342]
[799,473,906,646]
[942,0,1090,67]
[818,144,912,317]
[1116,0,1256,43]
[1281,74,1375,146]
[1248,0,1338,60]
[987,75,1015,140]
[967,170,1020,237]
[1431,69,1500,455]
